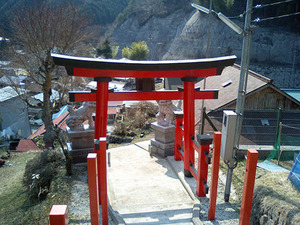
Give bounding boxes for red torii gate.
[51,53,236,224]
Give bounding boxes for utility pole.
[192,0,254,202]
[224,0,253,202]
[200,0,213,135]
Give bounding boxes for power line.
[254,0,296,9]
[253,11,300,22]
[228,0,297,20]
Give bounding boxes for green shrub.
[22,150,63,201]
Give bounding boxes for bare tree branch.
[8,1,94,145]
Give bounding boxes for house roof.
[282,89,300,102]
[0,75,27,86]
[195,64,272,115]
[195,64,300,125]
[28,111,69,139]
[28,106,117,139]
[16,139,40,151]
[33,89,60,102]
[0,86,26,102]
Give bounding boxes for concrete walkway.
[107,140,196,224]
[107,140,240,225]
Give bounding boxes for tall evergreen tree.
[96,39,112,59]
[122,41,153,91]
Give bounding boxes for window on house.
[261,119,270,126]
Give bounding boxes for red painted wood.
[174,117,183,161]
[49,205,68,225]
[192,141,200,154]
[87,153,100,225]
[73,67,218,78]
[183,81,195,175]
[69,90,218,102]
[208,132,222,220]
[239,149,258,225]
[98,82,109,137]
[94,81,109,205]
[99,138,108,225]
[196,144,209,197]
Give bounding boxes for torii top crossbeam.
[51,54,236,79]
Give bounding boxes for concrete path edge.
[166,157,203,225]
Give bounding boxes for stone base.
[150,138,174,157]
[150,122,175,158]
[67,143,94,164]
[151,122,175,143]
[67,129,94,149]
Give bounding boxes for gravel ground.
[68,164,115,225]
[198,168,240,225]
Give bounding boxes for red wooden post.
[196,135,212,197]
[95,79,110,138]
[239,149,258,225]
[49,205,68,225]
[208,131,222,220]
[174,112,183,161]
[99,137,108,225]
[183,79,196,177]
[87,153,100,225]
[94,79,110,204]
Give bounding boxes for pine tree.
[96,39,113,59]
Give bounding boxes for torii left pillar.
[94,77,110,225]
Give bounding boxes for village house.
[0,86,31,139]
[194,65,300,146]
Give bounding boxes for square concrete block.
[150,139,174,158]
[151,122,175,143]
[67,129,94,149]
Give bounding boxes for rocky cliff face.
[111,8,193,60]
[111,8,300,88]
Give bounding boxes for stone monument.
[150,100,182,157]
[66,102,96,163]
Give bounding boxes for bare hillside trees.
[10,1,92,145]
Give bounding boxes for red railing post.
[87,153,100,225]
[239,149,258,225]
[174,112,183,161]
[196,134,212,197]
[49,205,68,225]
[183,79,196,177]
[208,131,222,220]
[99,137,108,225]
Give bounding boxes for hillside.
[0,0,130,28]
[110,0,300,88]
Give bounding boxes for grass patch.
[219,158,300,224]
[0,151,72,225]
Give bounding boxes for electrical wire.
[253,11,300,22]
[282,124,300,131]
[254,0,296,9]
[212,0,297,22]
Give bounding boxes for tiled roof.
[16,139,40,151]
[108,108,117,114]
[195,64,272,124]
[0,86,26,102]
[28,111,69,139]
[196,64,271,112]
[28,106,120,139]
